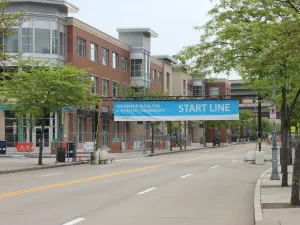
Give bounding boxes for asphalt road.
[0,143,271,225]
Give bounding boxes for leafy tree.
[0,0,27,66]
[0,59,100,165]
[177,0,300,190]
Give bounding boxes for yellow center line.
[0,148,246,199]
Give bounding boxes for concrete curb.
[147,145,228,157]
[254,167,272,224]
[0,162,82,175]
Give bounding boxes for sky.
[69,0,240,79]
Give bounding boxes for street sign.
[62,108,72,113]
[13,122,17,134]
[269,107,276,123]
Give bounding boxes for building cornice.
[67,17,131,51]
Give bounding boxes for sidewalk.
[255,165,300,225]
[0,157,81,175]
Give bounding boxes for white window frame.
[152,70,156,82]
[90,43,98,62]
[77,37,86,57]
[209,87,219,96]
[121,56,127,72]
[102,48,109,66]
[102,79,109,97]
[90,75,98,94]
[112,52,119,69]
[112,81,119,97]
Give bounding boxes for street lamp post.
[271,74,280,180]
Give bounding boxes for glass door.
[35,127,50,149]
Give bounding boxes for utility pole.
[258,98,262,151]
[72,107,77,162]
[271,74,280,180]
[143,55,148,154]
[184,121,187,149]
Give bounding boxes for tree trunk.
[151,122,154,154]
[287,107,293,165]
[281,87,288,187]
[291,143,300,206]
[169,122,172,151]
[38,114,46,165]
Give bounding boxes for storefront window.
[34,20,50,54]
[4,28,18,53]
[5,111,18,147]
[22,20,33,53]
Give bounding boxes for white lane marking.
[232,160,238,163]
[180,174,192,179]
[210,165,219,169]
[137,187,156,195]
[62,218,85,225]
[205,151,209,153]
[41,173,62,177]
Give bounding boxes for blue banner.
[114,100,239,121]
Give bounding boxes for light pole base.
[270,172,280,180]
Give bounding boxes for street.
[0,143,270,225]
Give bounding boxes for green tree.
[0,59,100,165]
[177,0,300,190]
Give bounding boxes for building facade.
[0,0,78,151]
[0,0,172,152]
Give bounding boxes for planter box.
[111,142,122,153]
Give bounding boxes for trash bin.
[56,147,65,162]
[90,151,98,165]
[67,142,74,158]
[0,140,6,155]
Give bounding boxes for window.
[122,84,127,94]
[183,80,186,95]
[35,20,50,54]
[102,79,109,96]
[5,111,18,147]
[102,48,109,65]
[60,30,66,57]
[152,70,156,82]
[22,21,33,53]
[131,59,143,77]
[90,75,98,94]
[101,106,109,113]
[166,73,170,89]
[52,30,58,54]
[145,55,149,79]
[158,72,161,83]
[209,87,219,96]
[112,52,119,69]
[114,122,119,138]
[193,86,203,97]
[90,43,98,62]
[188,84,193,96]
[112,81,119,97]
[121,57,127,72]
[79,117,85,142]
[77,37,86,57]
[4,28,18,53]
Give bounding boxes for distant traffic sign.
[62,109,72,113]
